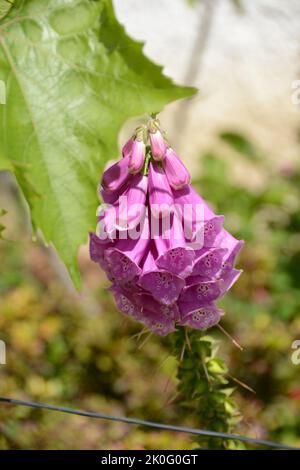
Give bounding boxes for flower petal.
[192,248,228,278]
[134,292,180,321]
[109,284,141,320]
[180,279,222,303]
[139,251,185,305]
[149,129,167,161]
[148,162,174,218]
[122,138,133,158]
[179,302,223,330]
[219,269,242,295]
[99,174,147,237]
[104,216,150,282]
[139,312,176,336]
[155,213,195,278]
[129,139,146,174]
[163,147,190,190]
[173,185,224,248]
[101,155,131,193]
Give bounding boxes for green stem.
[142,151,151,176]
[172,327,244,449]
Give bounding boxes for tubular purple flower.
[134,293,180,322]
[89,232,111,261]
[173,185,224,247]
[154,212,195,278]
[122,138,133,158]
[148,162,174,219]
[163,147,190,190]
[212,230,244,276]
[109,284,141,320]
[99,174,147,237]
[192,248,228,278]
[180,278,222,304]
[178,302,223,330]
[139,250,185,305]
[100,187,120,205]
[134,293,178,335]
[149,129,167,161]
[90,120,244,335]
[219,268,242,295]
[104,216,150,282]
[138,309,176,336]
[129,138,146,174]
[101,155,131,193]
[89,232,114,281]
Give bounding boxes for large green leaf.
[0,1,15,21]
[0,0,196,286]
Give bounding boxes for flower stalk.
[172,327,245,450]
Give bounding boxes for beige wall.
[114,0,300,179]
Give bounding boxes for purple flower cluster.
[90,120,243,335]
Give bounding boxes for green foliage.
[0,238,192,450]
[219,131,260,161]
[0,208,6,238]
[1,131,300,449]
[0,0,195,286]
[173,328,244,449]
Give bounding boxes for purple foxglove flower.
[178,302,223,330]
[213,230,244,276]
[100,172,131,205]
[137,308,176,336]
[135,293,181,322]
[134,293,178,335]
[101,155,130,193]
[192,248,228,278]
[163,147,190,190]
[139,250,185,305]
[219,268,243,295]
[100,187,120,205]
[149,129,167,161]
[180,278,222,304]
[154,213,195,278]
[118,277,140,294]
[90,121,244,336]
[104,215,150,282]
[173,185,224,248]
[109,284,142,320]
[89,232,114,281]
[129,139,146,174]
[148,162,174,218]
[98,174,147,237]
[122,138,133,158]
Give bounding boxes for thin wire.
[0,397,298,450]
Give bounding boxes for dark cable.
[0,397,298,450]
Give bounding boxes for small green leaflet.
[0,208,7,239]
[0,0,196,287]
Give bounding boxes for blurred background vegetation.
[1,0,300,450]
[1,131,300,448]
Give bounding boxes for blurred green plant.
[186,0,243,11]
[0,208,7,239]
[0,0,15,20]
[173,328,244,449]
[219,131,261,161]
[1,130,300,449]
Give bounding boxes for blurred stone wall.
[114,0,300,177]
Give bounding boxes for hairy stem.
[172,327,244,449]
